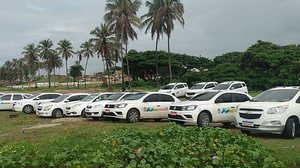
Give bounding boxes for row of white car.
[158,81,248,98]
[4,84,300,139]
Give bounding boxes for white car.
[36,93,90,118]
[168,90,252,126]
[235,87,300,139]
[103,92,180,122]
[85,92,138,120]
[13,93,62,114]
[213,81,248,93]
[186,82,218,98]
[158,83,188,97]
[0,93,32,110]
[65,93,114,117]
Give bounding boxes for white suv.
[186,82,218,98]
[159,83,188,97]
[213,81,248,93]
[168,90,252,126]
[235,87,300,139]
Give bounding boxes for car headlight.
[93,104,103,109]
[71,104,81,109]
[116,103,127,108]
[267,105,288,114]
[44,105,53,111]
[182,105,197,111]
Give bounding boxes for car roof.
[270,86,300,90]
[219,81,245,84]
[167,82,187,85]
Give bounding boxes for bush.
[0,124,283,167]
[130,80,157,87]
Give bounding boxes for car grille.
[238,123,260,128]
[103,112,117,116]
[66,107,71,110]
[186,92,195,95]
[169,106,183,111]
[239,108,263,112]
[239,113,261,119]
[168,114,185,120]
[105,104,115,108]
[37,106,43,111]
[86,105,92,109]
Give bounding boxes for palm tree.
[104,0,142,90]
[91,23,119,88]
[80,40,94,89]
[22,44,39,88]
[142,0,165,82]
[159,0,184,82]
[57,39,74,88]
[38,39,56,88]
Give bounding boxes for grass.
[0,111,300,167]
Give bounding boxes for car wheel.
[153,119,161,122]
[22,105,34,114]
[52,109,63,118]
[126,109,140,123]
[241,130,251,135]
[197,112,210,127]
[81,109,87,118]
[283,118,296,139]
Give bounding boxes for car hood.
[88,100,115,106]
[107,100,139,105]
[186,89,203,93]
[171,101,211,106]
[158,89,171,93]
[238,101,290,109]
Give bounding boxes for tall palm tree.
[22,44,39,88]
[142,0,165,82]
[80,40,94,89]
[91,23,119,88]
[104,0,142,90]
[57,39,74,88]
[160,0,184,82]
[38,39,56,88]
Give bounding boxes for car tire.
[282,118,296,139]
[197,112,211,127]
[22,105,34,114]
[52,109,63,118]
[153,119,161,122]
[81,109,87,118]
[126,109,140,123]
[241,129,251,135]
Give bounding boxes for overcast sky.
[1,0,300,75]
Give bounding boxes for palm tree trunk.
[48,70,51,88]
[66,58,68,89]
[34,72,37,88]
[106,59,111,89]
[84,57,89,89]
[155,34,159,84]
[114,61,117,85]
[121,42,125,91]
[168,35,172,82]
[125,44,130,83]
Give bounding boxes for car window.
[242,83,246,87]
[231,83,242,89]
[232,93,250,102]
[296,96,300,103]
[50,94,61,99]
[68,95,87,102]
[215,93,232,103]
[1,94,12,100]
[176,84,184,89]
[38,94,52,100]
[143,94,160,102]
[205,84,215,89]
[159,94,175,102]
[190,92,219,101]
[13,94,23,100]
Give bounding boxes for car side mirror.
[34,97,40,100]
[230,87,235,90]
[65,100,70,103]
[215,99,224,103]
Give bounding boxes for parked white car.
[186,82,218,98]
[13,93,62,114]
[213,81,248,93]
[85,92,138,120]
[158,83,188,97]
[103,92,180,123]
[65,93,114,117]
[168,90,252,126]
[0,93,32,110]
[36,93,90,118]
[235,87,300,139]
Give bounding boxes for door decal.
[218,108,236,113]
[143,107,168,112]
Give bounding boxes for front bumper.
[168,111,197,123]
[36,110,52,117]
[102,108,125,119]
[65,108,82,116]
[12,106,22,112]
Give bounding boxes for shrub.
[0,124,283,167]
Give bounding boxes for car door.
[158,94,176,118]
[142,94,161,118]
[204,83,215,92]
[230,83,243,92]
[0,94,12,110]
[12,94,24,110]
[175,84,185,97]
[214,93,236,122]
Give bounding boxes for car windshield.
[190,92,219,101]
[123,93,147,100]
[251,89,299,102]
[28,94,40,99]
[191,84,205,90]
[106,93,124,101]
[81,93,99,102]
[51,94,70,103]
[213,84,230,90]
[161,85,175,90]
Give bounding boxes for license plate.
[103,109,110,113]
[170,112,177,116]
[242,121,254,127]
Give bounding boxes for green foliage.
[69,63,84,80]
[0,124,283,168]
